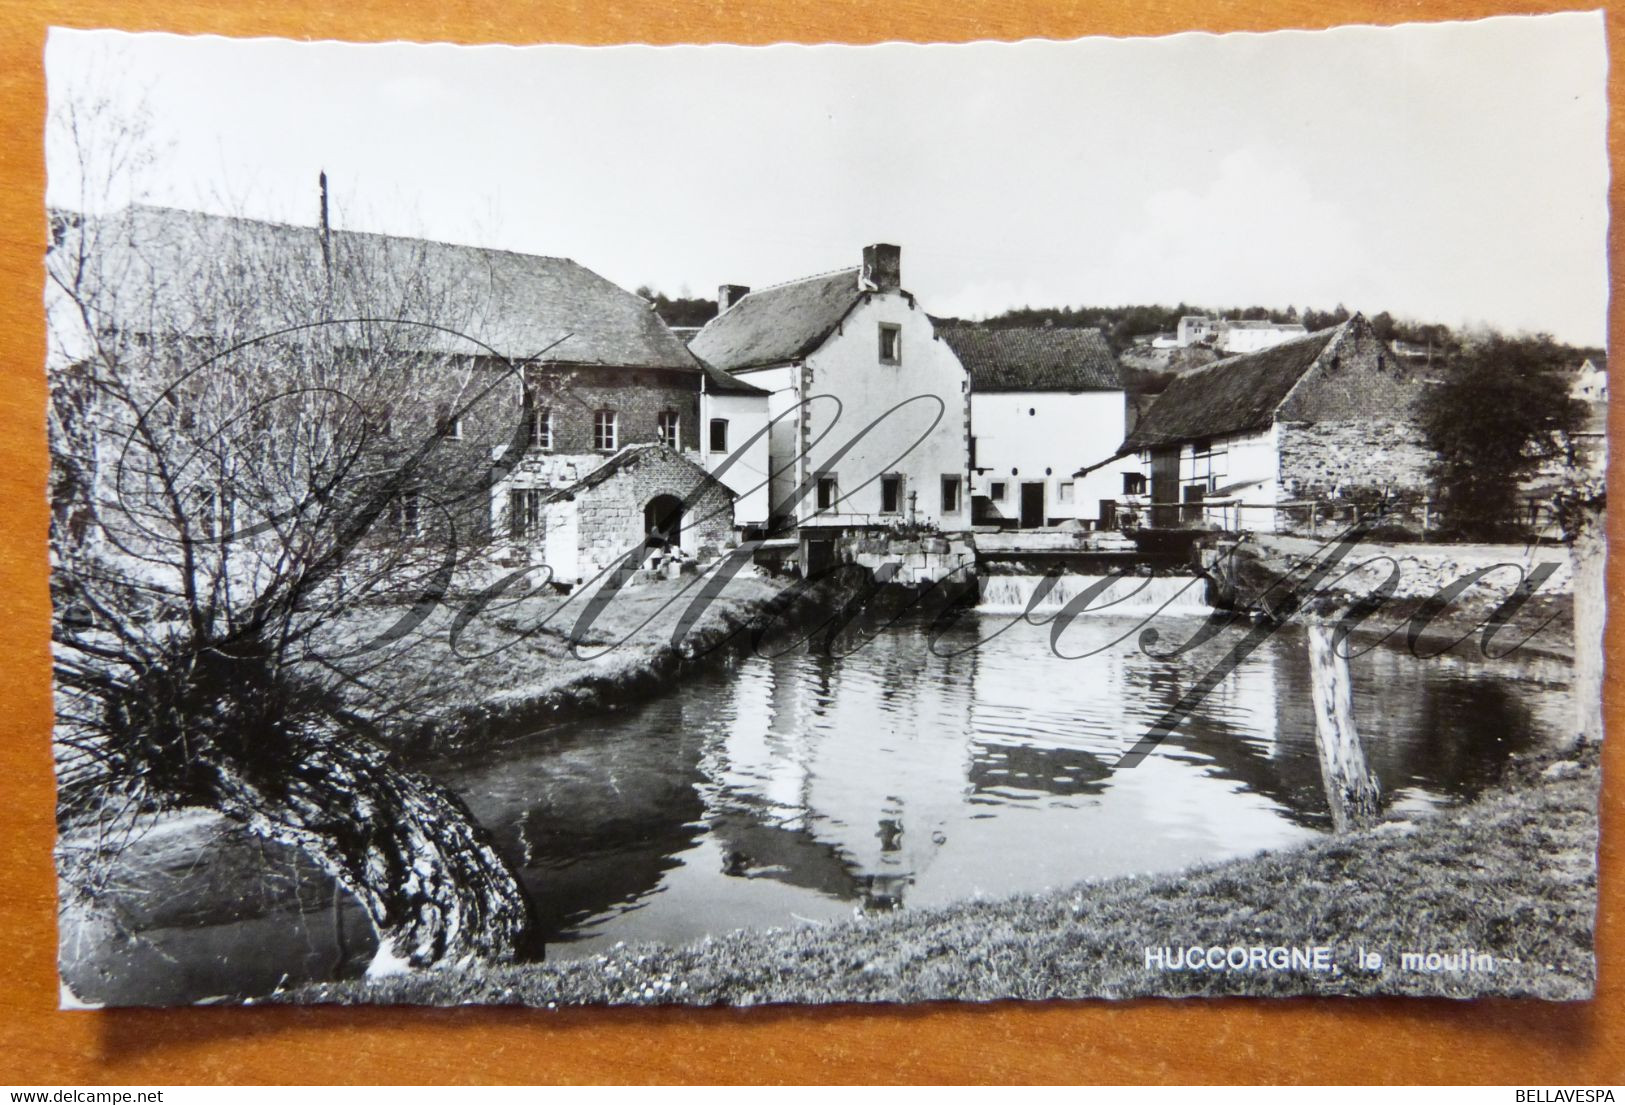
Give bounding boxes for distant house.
[1175,314,1307,353]
[939,326,1128,529]
[1176,315,1218,346]
[1571,357,1608,403]
[1119,315,1433,533]
[1568,358,1609,476]
[689,245,971,550]
[1213,319,1308,354]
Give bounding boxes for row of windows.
[520,408,693,452]
[812,474,962,514]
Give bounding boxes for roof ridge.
[1178,324,1337,379]
[116,202,583,268]
[742,265,860,297]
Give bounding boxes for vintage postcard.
[46,15,1607,1007]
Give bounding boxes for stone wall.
[1276,419,1437,500]
[570,446,736,575]
[1272,318,1437,514]
[1205,533,1574,611]
[527,364,700,454]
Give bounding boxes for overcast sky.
[46,15,1609,344]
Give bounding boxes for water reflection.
[65,609,1572,1003]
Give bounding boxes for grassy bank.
[292,742,1600,1006]
[312,570,814,754]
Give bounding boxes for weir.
[977,572,1214,615]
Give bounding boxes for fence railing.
[1133,495,1567,541]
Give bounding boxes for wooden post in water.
[1306,619,1382,832]
[1571,499,1607,745]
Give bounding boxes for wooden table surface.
[0,0,1620,1084]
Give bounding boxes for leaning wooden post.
[1305,617,1382,832]
[1570,495,1607,746]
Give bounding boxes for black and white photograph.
[45,14,1608,1008]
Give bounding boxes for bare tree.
[46,132,561,969]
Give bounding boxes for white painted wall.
[797,294,971,529]
[972,389,1126,525]
[1216,327,1306,354]
[1071,452,1144,527]
[728,362,801,523]
[699,389,772,527]
[1132,424,1282,532]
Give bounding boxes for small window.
[709,418,729,453]
[508,488,543,538]
[391,489,422,536]
[593,410,618,451]
[367,406,395,440]
[881,474,903,514]
[528,407,553,449]
[989,481,1006,501]
[1123,472,1146,496]
[941,475,961,513]
[878,323,902,365]
[657,410,680,449]
[1058,481,1074,504]
[816,475,839,512]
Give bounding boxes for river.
[61,589,1575,1005]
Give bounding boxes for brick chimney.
[861,244,901,292]
[718,284,751,312]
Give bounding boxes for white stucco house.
[696,358,772,530]
[1177,315,1218,346]
[939,326,1130,529]
[688,245,972,551]
[1213,319,1309,354]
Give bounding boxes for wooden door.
[1020,482,1045,528]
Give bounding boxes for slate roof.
[543,442,735,503]
[58,205,700,371]
[1122,324,1345,451]
[697,357,770,396]
[687,268,864,372]
[939,327,1122,392]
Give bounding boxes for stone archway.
[644,493,683,549]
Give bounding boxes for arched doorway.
[644,494,683,549]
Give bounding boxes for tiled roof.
[60,205,700,372]
[939,327,1122,392]
[1122,323,1346,450]
[687,268,864,372]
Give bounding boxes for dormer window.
[879,323,901,365]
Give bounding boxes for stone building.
[535,443,736,584]
[689,244,971,562]
[1119,315,1434,533]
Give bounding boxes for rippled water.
[65,603,1575,1004]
